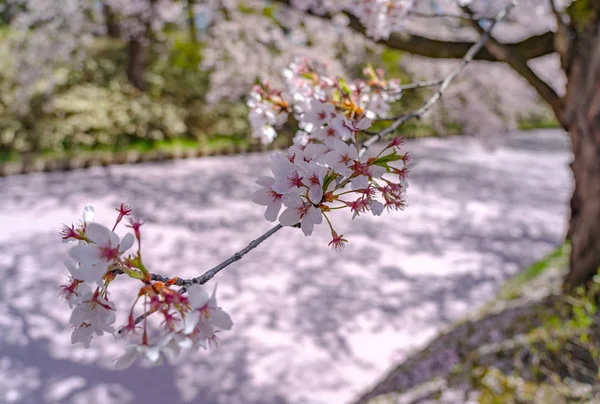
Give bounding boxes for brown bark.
[461,5,567,129]
[126,39,148,91]
[273,0,555,62]
[564,11,600,288]
[102,2,121,38]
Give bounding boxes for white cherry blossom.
[271,154,307,195]
[297,160,329,204]
[371,200,385,216]
[279,193,323,236]
[70,292,116,347]
[184,284,233,340]
[68,223,135,286]
[323,139,359,176]
[313,115,353,148]
[252,176,284,222]
[302,99,336,128]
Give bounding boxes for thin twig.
[398,79,444,91]
[360,0,517,154]
[119,224,283,332]
[407,10,474,22]
[180,224,283,289]
[373,80,444,123]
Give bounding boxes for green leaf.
[126,270,146,280]
[322,170,338,193]
[372,150,404,171]
[337,78,352,98]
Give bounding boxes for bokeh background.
[2,1,596,403]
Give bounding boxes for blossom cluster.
[248,60,403,144]
[251,60,410,249]
[59,204,232,368]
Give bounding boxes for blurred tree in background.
[0,0,559,162]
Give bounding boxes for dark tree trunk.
[102,2,121,38]
[127,39,148,91]
[187,0,198,44]
[563,10,600,288]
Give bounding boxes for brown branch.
[373,79,446,104]
[407,10,473,22]
[179,224,283,289]
[361,1,517,153]
[549,0,570,67]
[272,0,555,62]
[461,5,567,129]
[118,224,283,333]
[398,79,444,91]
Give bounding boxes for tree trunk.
[126,39,147,91]
[102,2,121,38]
[187,0,198,44]
[564,11,600,288]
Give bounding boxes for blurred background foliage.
[0,24,463,164]
[0,0,560,167]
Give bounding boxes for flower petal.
[71,326,93,348]
[143,346,161,363]
[85,223,112,245]
[252,189,273,206]
[69,244,100,265]
[119,233,135,253]
[264,200,282,222]
[308,185,323,205]
[114,346,138,370]
[356,117,372,130]
[371,200,385,216]
[278,207,301,227]
[82,205,95,223]
[69,304,90,327]
[187,285,210,309]
[301,218,314,236]
[307,207,323,225]
[183,311,200,335]
[351,176,369,190]
[210,309,233,330]
[369,165,386,178]
[282,193,303,208]
[255,176,275,187]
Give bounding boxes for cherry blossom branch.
[178,223,283,289]
[119,224,283,332]
[122,224,284,287]
[63,2,515,360]
[113,0,515,339]
[360,0,517,153]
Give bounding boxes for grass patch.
[0,150,19,164]
[518,115,561,131]
[498,242,569,301]
[0,135,259,167]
